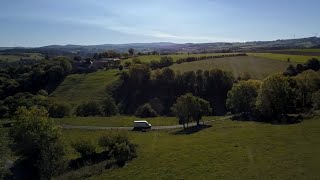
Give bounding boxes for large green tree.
[226,80,262,114]
[256,74,296,117]
[172,93,212,128]
[295,70,320,110]
[10,106,66,179]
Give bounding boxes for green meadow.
[50,69,120,107]
[170,56,295,79]
[61,116,320,179]
[248,53,320,63]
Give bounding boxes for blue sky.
[0,0,320,47]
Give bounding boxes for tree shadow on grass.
[171,124,212,135]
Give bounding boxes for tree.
[256,74,296,117]
[0,126,9,178]
[10,106,66,179]
[305,58,320,71]
[102,96,119,116]
[193,98,212,125]
[128,48,134,56]
[226,80,262,114]
[171,93,212,129]
[129,64,151,85]
[54,56,72,74]
[295,70,320,109]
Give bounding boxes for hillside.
[169,56,295,79]
[2,37,320,55]
[50,69,120,106]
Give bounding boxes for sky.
[0,0,320,47]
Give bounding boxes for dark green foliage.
[284,58,320,77]
[128,48,134,55]
[37,89,48,96]
[114,66,233,115]
[49,103,71,118]
[0,104,8,118]
[312,90,320,110]
[10,106,66,179]
[135,103,158,118]
[305,58,320,71]
[101,96,119,116]
[98,131,137,166]
[72,140,97,158]
[149,56,174,69]
[2,93,52,116]
[0,126,9,178]
[119,65,123,71]
[0,58,71,100]
[76,101,102,117]
[129,64,151,84]
[54,56,72,74]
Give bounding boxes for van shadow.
[171,124,212,135]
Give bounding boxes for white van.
[133,120,152,130]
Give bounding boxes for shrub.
[37,89,48,96]
[76,101,102,117]
[98,131,137,166]
[135,103,158,118]
[72,140,97,158]
[118,65,123,71]
[49,103,71,118]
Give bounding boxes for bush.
[98,131,137,166]
[101,96,118,116]
[72,140,97,158]
[37,89,48,96]
[135,103,158,118]
[49,103,71,118]
[76,101,102,117]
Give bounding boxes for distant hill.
[1,37,320,56]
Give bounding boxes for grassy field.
[0,53,43,61]
[248,53,320,63]
[169,56,295,79]
[61,116,320,179]
[54,116,218,127]
[50,69,120,107]
[122,53,239,63]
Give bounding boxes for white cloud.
[61,16,244,43]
